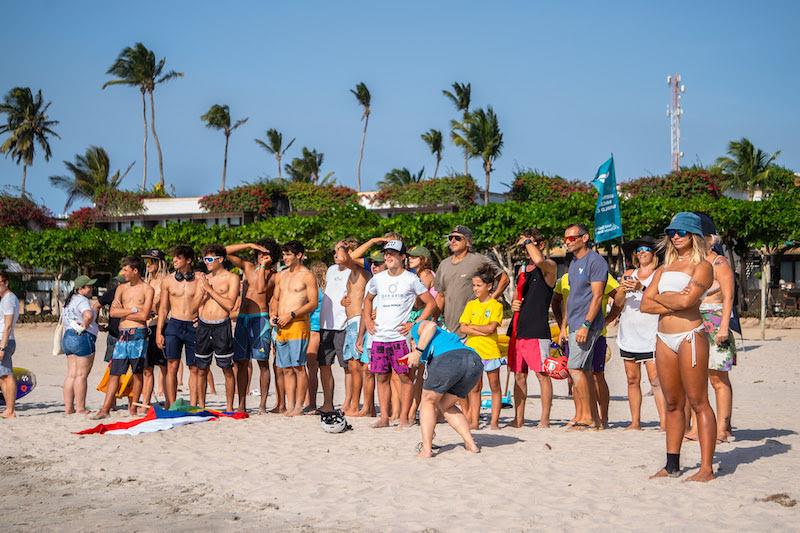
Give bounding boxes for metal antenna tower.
[667,73,685,172]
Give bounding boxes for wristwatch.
[132,307,139,314]
[523,239,533,246]
[290,311,296,319]
[582,320,592,329]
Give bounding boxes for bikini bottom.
[656,324,706,368]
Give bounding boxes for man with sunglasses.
[157,245,205,407]
[558,223,608,430]
[194,244,240,411]
[434,225,509,337]
[225,239,280,414]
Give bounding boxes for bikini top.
[658,271,691,294]
[705,255,726,296]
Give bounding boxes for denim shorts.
[62,330,97,357]
[0,339,16,377]
[423,349,483,398]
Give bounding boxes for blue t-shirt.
[566,250,609,333]
[310,288,323,332]
[410,322,471,362]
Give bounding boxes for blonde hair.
[659,233,708,265]
[145,259,169,282]
[631,250,660,269]
[309,261,327,289]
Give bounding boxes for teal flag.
[591,156,623,243]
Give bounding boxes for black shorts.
[195,319,234,370]
[620,349,654,362]
[146,325,167,368]
[318,329,346,367]
[423,349,483,399]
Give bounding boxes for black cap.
[449,225,473,241]
[693,212,718,236]
[141,249,166,261]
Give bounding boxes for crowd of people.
[0,212,737,480]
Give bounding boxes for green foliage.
[286,182,358,212]
[93,189,145,216]
[49,146,134,210]
[713,137,780,194]
[373,175,477,209]
[285,147,332,184]
[199,183,275,218]
[619,169,722,199]
[509,169,594,202]
[378,167,425,187]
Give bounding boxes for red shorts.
[510,338,550,374]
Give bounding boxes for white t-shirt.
[0,291,20,342]
[367,270,427,342]
[62,294,99,336]
[320,265,350,330]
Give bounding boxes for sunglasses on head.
[666,229,689,238]
[563,233,586,243]
[448,235,464,242]
[203,256,221,263]
[635,246,653,253]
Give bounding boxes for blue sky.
[1,1,798,213]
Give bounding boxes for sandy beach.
[1,323,798,532]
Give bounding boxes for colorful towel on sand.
[76,402,247,436]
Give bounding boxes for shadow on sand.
[714,438,792,477]
[729,427,797,443]
[436,434,523,455]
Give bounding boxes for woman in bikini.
[641,212,716,482]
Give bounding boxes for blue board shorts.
[110,327,148,376]
[342,317,364,364]
[164,318,197,367]
[233,312,271,362]
[275,319,310,369]
[0,339,16,377]
[62,330,97,357]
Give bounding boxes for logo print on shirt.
[388,283,398,294]
[579,268,584,275]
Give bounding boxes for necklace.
[676,253,691,262]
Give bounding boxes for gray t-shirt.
[434,253,501,335]
[0,291,19,342]
[566,250,609,333]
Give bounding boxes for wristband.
[582,320,591,329]
[290,311,296,319]
[523,239,533,246]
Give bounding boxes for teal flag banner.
[591,156,623,243]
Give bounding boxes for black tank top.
[517,265,553,339]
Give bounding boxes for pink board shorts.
[511,338,550,374]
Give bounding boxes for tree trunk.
[221,133,229,191]
[277,154,282,180]
[149,90,165,189]
[484,161,491,205]
[760,250,768,340]
[738,248,748,312]
[356,113,369,192]
[433,156,440,180]
[464,149,469,176]
[20,164,27,196]
[141,90,148,190]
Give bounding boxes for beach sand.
[1,324,798,531]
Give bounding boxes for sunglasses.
[563,234,586,243]
[635,246,653,253]
[203,256,221,263]
[666,229,689,238]
[448,235,464,242]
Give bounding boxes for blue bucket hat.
[665,212,703,236]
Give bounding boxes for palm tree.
[201,104,249,191]
[378,167,425,188]
[465,106,503,205]
[442,82,472,175]
[255,128,295,179]
[714,137,781,196]
[420,129,443,179]
[285,147,334,185]
[103,42,183,190]
[49,146,134,210]
[351,82,371,191]
[0,87,60,196]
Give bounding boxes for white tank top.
[617,269,658,353]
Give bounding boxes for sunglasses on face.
[448,235,464,242]
[563,234,585,243]
[203,256,221,264]
[666,229,689,238]
[635,246,653,253]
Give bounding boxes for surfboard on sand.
[0,367,37,406]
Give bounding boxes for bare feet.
[284,407,303,417]
[417,448,434,458]
[372,418,390,429]
[1,411,17,419]
[257,408,267,415]
[90,412,109,420]
[75,409,91,415]
[269,405,286,414]
[490,424,500,430]
[357,408,376,417]
[567,420,597,431]
[649,468,681,479]
[465,442,481,454]
[685,469,715,482]
[535,421,550,429]
[510,419,524,428]
[683,431,698,441]
[625,423,642,431]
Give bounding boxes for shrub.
[93,189,145,215]
[0,194,56,229]
[619,169,722,199]
[200,184,275,218]
[373,175,477,209]
[287,182,358,212]
[67,207,98,229]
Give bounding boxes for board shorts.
[341,317,363,364]
[146,325,167,368]
[0,339,16,377]
[511,338,550,374]
[620,349,654,363]
[233,312,271,362]
[700,303,736,372]
[62,330,97,357]
[110,327,148,376]
[104,334,118,363]
[164,318,197,367]
[275,318,310,368]
[195,318,234,370]
[319,328,346,367]
[369,339,410,375]
[482,357,506,372]
[423,348,483,398]
[566,328,603,371]
[361,333,372,364]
